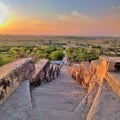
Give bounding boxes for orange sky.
[1,16,119,36]
[0,1,120,36]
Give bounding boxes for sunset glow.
[0,3,8,26]
[0,0,120,36]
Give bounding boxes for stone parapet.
[0,58,35,104]
[31,59,61,87]
[68,56,120,92]
[105,72,120,97]
[31,59,49,86]
[100,56,120,72]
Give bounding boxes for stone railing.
[68,56,120,119]
[31,59,61,87]
[101,56,120,97]
[0,58,35,104]
[68,56,120,92]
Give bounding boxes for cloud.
[72,11,88,18]
[57,10,90,22]
[72,11,81,16]
[57,13,71,22]
[111,5,120,14]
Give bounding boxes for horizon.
[0,0,120,36]
[0,34,120,38]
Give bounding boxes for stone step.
[32,90,83,112]
[33,83,85,92]
[32,108,72,120]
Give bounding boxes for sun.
[0,3,8,25]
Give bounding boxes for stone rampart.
[68,56,120,93]
[31,59,61,87]
[0,58,35,104]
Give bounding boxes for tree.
[50,51,64,60]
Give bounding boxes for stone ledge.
[0,58,32,79]
[86,80,120,120]
[31,59,49,84]
[0,58,35,104]
[105,72,120,97]
[72,82,99,120]
[31,59,61,87]
[0,80,32,120]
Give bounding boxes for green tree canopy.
[50,51,64,60]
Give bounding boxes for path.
[31,65,87,120]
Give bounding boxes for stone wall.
[68,56,120,92]
[100,56,120,72]
[0,58,61,104]
[31,59,61,87]
[0,59,35,104]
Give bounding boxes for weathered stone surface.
[72,82,99,120]
[31,59,49,86]
[0,58,35,104]
[86,80,120,120]
[100,56,120,72]
[105,72,120,97]
[68,62,90,89]
[96,59,107,82]
[0,80,32,120]
[81,62,90,87]
[89,60,97,80]
[86,58,107,90]
[31,59,61,87]
[68,56,120,120]
[99,56,120,97]
[68,57,113,91]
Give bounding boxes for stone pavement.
[31,65,87,120]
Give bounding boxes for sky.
[0,0,120,36]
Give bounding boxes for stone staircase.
[0,57,120,120]
[31,65,87,120]
[31,61,120,120]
